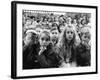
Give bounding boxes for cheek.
[71,34,74,37]
[26,36,30,41]
[47,41,50,45]
[39,39,43,44]
[86,38,90,42]
[81,36,84,40]
[66,33,69,37]
[81,35,87,41]
[45,41,49,44]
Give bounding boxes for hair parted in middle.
[39,30,51,40]
[56,25,80,61]
[57,25,80,48]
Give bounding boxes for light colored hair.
[39,30,50,40]
[56,25,80,61]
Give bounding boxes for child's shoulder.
[76,43,85,51]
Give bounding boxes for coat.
[23,43,61,69]
[76,43,91,66]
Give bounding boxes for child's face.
[81,19,86,25]
[66,28,74,41]
[66,17,72,24]
[51,36,57,45]
[81,32,90,43]
[24,33,32,45]
[39,33,50,47]
[60,26,65,33]
[73,19,77,24]
[36,28,42,35]
[51,30,59,37]
[26,20,31,25]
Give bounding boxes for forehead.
[66,27,74,32]
[51,29,58,32]
[82,32,91,36]
[26,20,31,22]
[67,17,72,20]
[26,32,32,35]
[40,33,50,39]
[36,28,42,30]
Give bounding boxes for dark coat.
[76,43,91,66]
[23,43,61,69]
[23,43,40,69]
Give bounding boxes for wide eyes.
[84,35,90,39]
[41,38,49,41]
[67,31,73,34]
[83,33,90,39]
[37,30,40,33]
[52,32,57,34]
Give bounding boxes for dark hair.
[51,27,58,32]
[52,23,58,27]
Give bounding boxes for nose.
[69,33,72,36]
[43,40,46,43]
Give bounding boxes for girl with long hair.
[57,25,80,67]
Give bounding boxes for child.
[65,16,72,26]
[76,26,91,66]
[36,30,61,68]
[23,30,39,69]
[51,36,58,47]
[50,27,59,37]
[24,18,32,31]
[57,25,80,67]
[35,26,43,35]
[23,29,38,46]
[23,30,61,69]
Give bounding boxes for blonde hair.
[57,25,80,47]
[56,25,80,61]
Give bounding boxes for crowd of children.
[23,11,91,69]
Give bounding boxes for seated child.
[57,25,79,67]
[76,26,91,66]
[23,30,39,69]
[23,30,61,69]
[50,27,59,37]
[51,35,58,46]
[36,30,61,68]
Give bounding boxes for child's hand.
[39,47,46,55]
[65,58,70,63]
[82,41,90,49]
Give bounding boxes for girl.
[76,26,91,66]
[57,25,80,67]
[36,30,61,68]
[23,30,61,69]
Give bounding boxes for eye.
[41,38,44,41]
[67,31,70,34]
[71,32,73,34]
[46,39,49,41]
[84,36,87,38]
[52,32,54,34]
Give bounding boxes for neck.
[67,40,71,45]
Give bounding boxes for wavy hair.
[56,25,80,62]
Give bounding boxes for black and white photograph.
[23,10,91,69]
[11,1,97,79]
